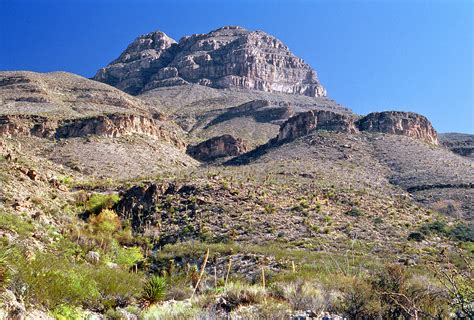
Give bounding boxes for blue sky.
[1,0,472,133]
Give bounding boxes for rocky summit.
[94,26,326,97]
[1,26,473,320]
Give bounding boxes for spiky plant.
[143,275,166,305]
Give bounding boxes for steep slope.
[94,26,326,97]
[139,84,349,147]
[0,71,197,179]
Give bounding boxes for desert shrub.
[11,253,100,309]
[143,276,166,305]
[407,232,425,242]
[335,276,381,319]
[86,193,120,214]
[0,211,34,236]
[50,304,84,320]
[143,300,198,320]
[89,209,121,233]
[345,207,364,217]
[114,245,144,268]
[418,220,473,242]
[448,223,474,242]
[88,266,143,309]
[0,249,11,289]
[221,282,266,310]
[270,280,324,311]
[8,250,143,310]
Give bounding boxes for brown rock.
[356,111,438,145]
[26,169,38,181]
[187,135,248,161]
[277,110,357,141]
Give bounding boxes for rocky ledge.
[187,134,248,161]
[0,113,185,148]
[94,26,326,97]
[275,110,438,144]
[356,111,438,145]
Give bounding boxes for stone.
[94,26,326,97]
[187,135,248,161]
[0,289,26,320]
[356,111,438,145]
[277,110,357,142]
[26,169,38,181]
[85,251,100,264]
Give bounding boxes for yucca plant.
[143,275,166,305]
[0,249,12,289]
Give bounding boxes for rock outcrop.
[275,110,438,145]
[277,110,358,141]
[94,26,326,97]
[439,133,474,160]
[0,114,185,148]
[187,134,248,161]
[356,111,438,145]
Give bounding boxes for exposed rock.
[0,290,26,320]
[0,114,185,149]
[85,251,100,264]
[187,135,248,161]
[94,26,326,97]
[277,110,357,142]
[356,111,438,145]
[439,133,474,160]
[56,114,185,148]
[275,110,438,145]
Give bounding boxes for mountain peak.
[93,26,326,97]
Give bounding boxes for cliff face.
[0,114,184,148]
[276,110,438,144]
[356,111,438,145]
[277,110,358,141]
[94,26,326,97]
[187,134,248,161]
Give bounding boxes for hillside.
[0,26,472,320]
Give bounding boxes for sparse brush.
[143,275,166,305]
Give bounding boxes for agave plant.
[143,275,166,305]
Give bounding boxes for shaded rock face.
[114,183,198,236]
[275,110,438,145]
[356,111,438,145]
[187,134,248,161]
[94,26,326,97]
[277,110,357,141]
[0,114,185,148]
[439,133,474,160]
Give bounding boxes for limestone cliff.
[94,26,326,97]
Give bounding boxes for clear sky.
[1,0,472,133]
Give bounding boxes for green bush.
[50,304,83,320]
[86,193,120,214]
[114,246,144,268]
[143,276,166,305]
[8,250,143,309]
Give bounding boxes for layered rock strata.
[94,26,326,97]
[276,110,438,144]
